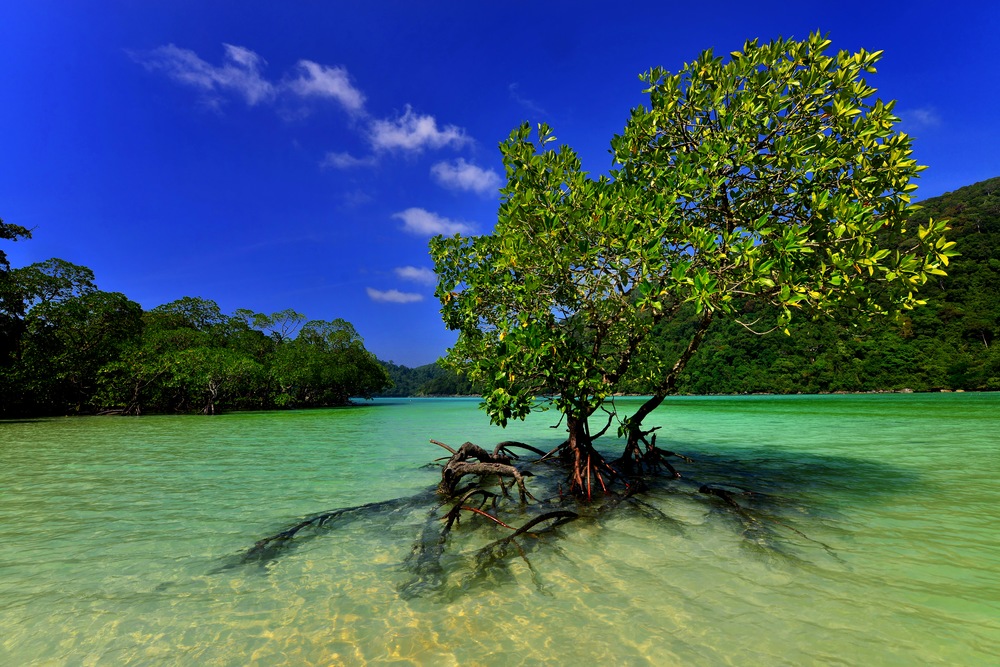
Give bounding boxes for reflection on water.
[1,394,998,665]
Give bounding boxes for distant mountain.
[376,360,474,397]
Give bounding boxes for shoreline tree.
[0,232,390,416]
[431,34,955,497]
[0,217,33,376]
[96,299,391,415]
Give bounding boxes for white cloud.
[395,266,437,285]
[132,44,365,113]
[370,105,469,152]
[509,82,546,115]
[431,158,501,195]
[287,61,365,113]
[903,107,942,129]
[134,44,480,175]
[340,189,373,207]
[392,208,473,236]
[366,287,423,303]
[321,151,377,169]
[130,43,275,105]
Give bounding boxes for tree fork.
[622,311,714,462]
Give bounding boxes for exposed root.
[430,439,457,455]
[570,445,622,500]
[493,440,548,458]
[536,440,569,463]
[437,440,535,503]
[618,428,693,478]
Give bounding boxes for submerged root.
[239,494,429,565]
[699,484,842,562]
[232,434,840,596]
[400,484,579,599]
[400,506,451,599]
[464,510,579,595]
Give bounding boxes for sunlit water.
[1,394,997,665]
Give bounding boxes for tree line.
[0,232,390,417]
[377,361,474,397]
[4,171,994,418]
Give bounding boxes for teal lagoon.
[1,394,997,665]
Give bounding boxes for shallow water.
[1,394,997,665]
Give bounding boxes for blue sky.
[2,1,997,366]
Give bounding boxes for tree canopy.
[668,176,1000,395]
[0,260,390,416]
[0,217,34,369]
[432,34,954,495]
[0,216,31,270]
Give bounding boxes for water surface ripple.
[1,394,997,665]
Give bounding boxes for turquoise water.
[1,394,997,665]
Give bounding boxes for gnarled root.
[618,427,693,478]
[436,440,535,503]
[493,440,548,459]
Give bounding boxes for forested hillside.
[662,177,999,393]
[377,360,474,397]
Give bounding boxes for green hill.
[377,360,474,397]
[670,177,1000,393]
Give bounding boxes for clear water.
[1,394,997,666]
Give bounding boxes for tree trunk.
[622,312,714,466]
[566,412,613,499]
[566,413,587,494]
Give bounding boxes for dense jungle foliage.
[0,247,389,416]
